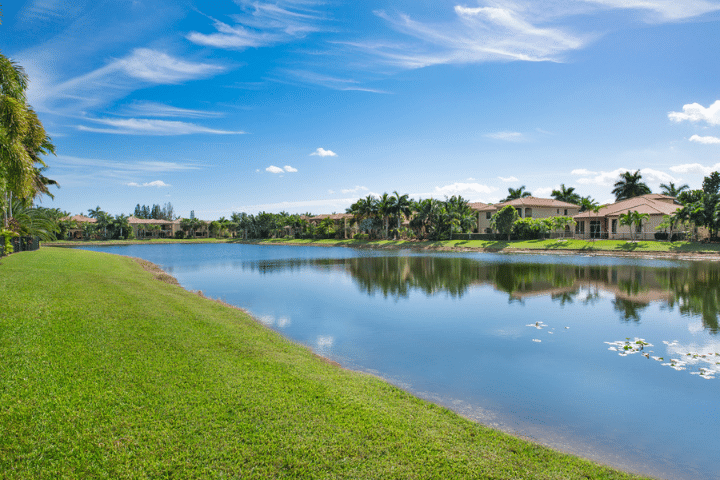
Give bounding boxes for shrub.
[354,233,370,240]
[175,231,185,239]
[654,232,668,240]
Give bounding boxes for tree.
[659,182,689,198]
[611,170,651,201]
[551,184,581,204]
[376,193,394,238]
[580,197,601,240]
[490,205,519,240]
[1,53,56,212]
[87,206,104,219]
[391,191,412,232]
[619,210,650,241]
[501,186,532,202]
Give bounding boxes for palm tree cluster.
[347,192,476,240]
[1,53,59,250]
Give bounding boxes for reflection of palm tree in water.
[245,255,720,333]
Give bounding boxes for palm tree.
[376,193,394,238]
[391,191,412,231]
[87,206,104,219]
[580,197,601,240]
[501,186,532,202]
[551,184,580,204]
[619,210,650,241]
[659,182,689,198]
[612,170,651,201]
[1,54,56,206]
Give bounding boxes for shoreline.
[47,237,720,262]
[128,253,658,478]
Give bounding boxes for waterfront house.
[471,197,581,235]
[62,214,97,239]
[572,194,680,240]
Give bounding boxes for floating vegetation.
[606,338,718,379]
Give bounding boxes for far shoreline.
[45,237,720,261]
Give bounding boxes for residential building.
[471,197,580,235]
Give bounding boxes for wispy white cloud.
[77,118,246,135]
[127,180,171,188]
[571,168,598,175]
[669,100,720,125]
[341,185,369,195]
[582,0,720,22]
[534,186,554,197]
[280,69,390,93]
[121,101,224,118]
[670,163,720,175]
[310,147,337,157]
[283,165,298,172]
[689,134,720,144]
[266,165,285,173]
[54,155,202,172]
[187,1,328,50]
[498,176,519,182]
[485,131,525,142]
[28,48,227,114]
[362,5,588,70]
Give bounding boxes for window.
[525,208,532,218]
[611,219,617,234]
[564,209,568,215]
[485,228,492,234]
[636,221,642,233]
[590,220,601,239]
[575,221,585,234]
[557,209,560,214]
[486,212,491,219]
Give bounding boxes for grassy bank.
[47,236,720,256]
[0,248,648,479]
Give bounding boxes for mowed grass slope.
[0,248,648,479]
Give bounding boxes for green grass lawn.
[0,248,649,479]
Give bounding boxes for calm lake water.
[79,244,720,480]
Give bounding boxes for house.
[471,197,581,235]
[572,194,680,240]
[127,216,182,238]
[61,214,97,239]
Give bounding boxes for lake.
[79,244,720,480]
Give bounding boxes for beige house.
[62,214,97,239]
[471,197,580,235]
[572,194,680,240]
[127,217,182,238]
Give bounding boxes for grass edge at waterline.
[0,248,649,479]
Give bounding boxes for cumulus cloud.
[341,185,369,194]
[127,180,171,188]
[266,165,285,173]
[77,118,246,136]
[689,134,720,144]
[310,147,337,157]
[498,176,519,182]
[283,165,298,172]
[668,100,720,125]
[484,131,525,142]
[574,167,675,186]
[432,182,498,200]
[670,163,720,175]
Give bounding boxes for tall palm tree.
[1,54,56,204]
[376,193,394,238]
[612,170,651,201]
[551,184,581,204]
[502,186,532,202]
[87,206,104,219]
[659,181,689,198]
[391,191,412,230]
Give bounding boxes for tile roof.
[127,216,180,224]
[472,197,581,211]
[574,194,680,218]
[62,215,96,223]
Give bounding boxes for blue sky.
[5,0,720,218]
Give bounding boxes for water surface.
[80,244,720,479]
